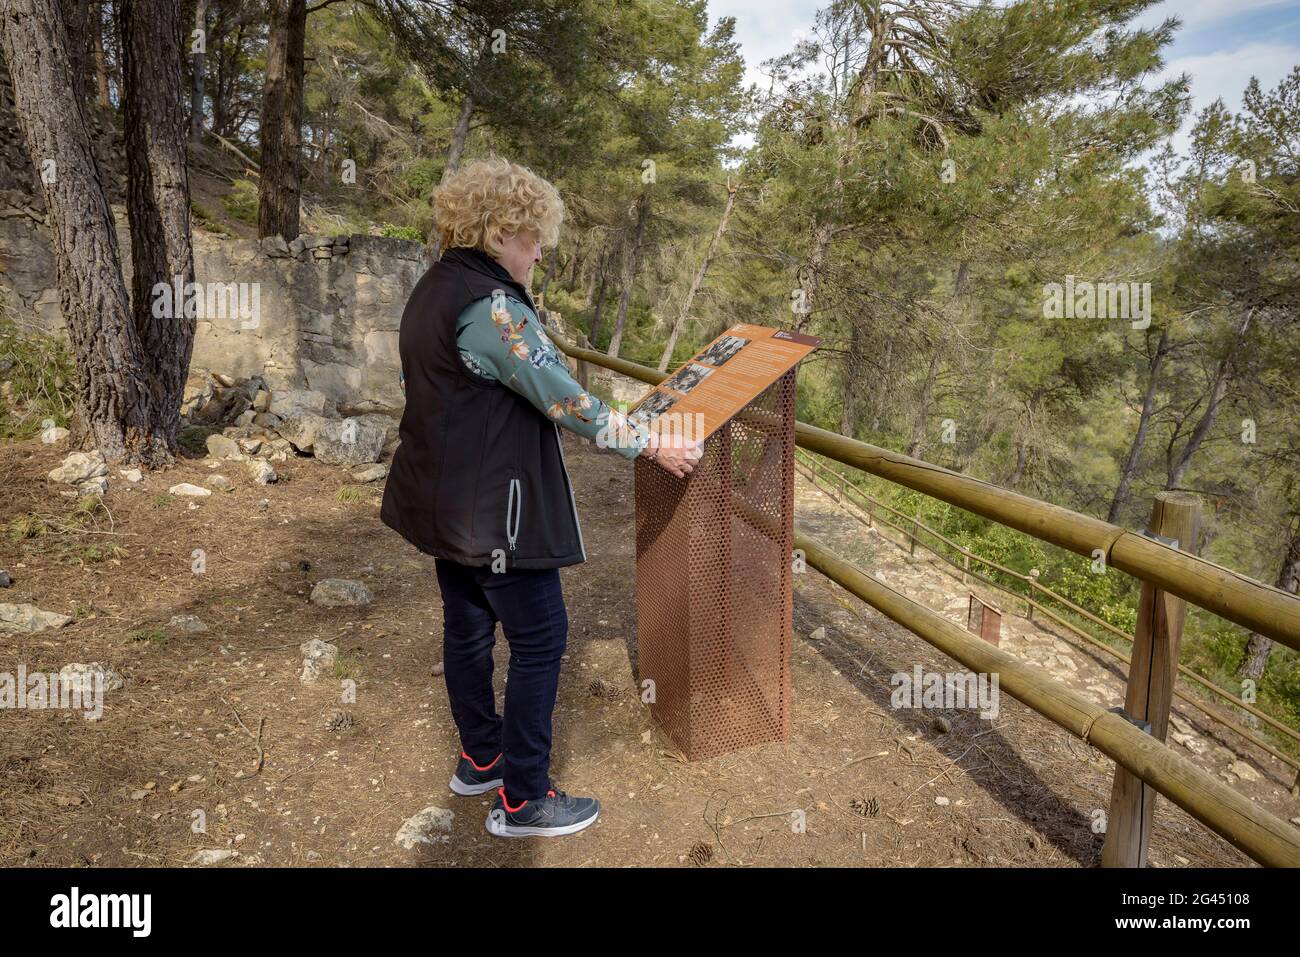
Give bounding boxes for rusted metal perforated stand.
[634,369,796,760]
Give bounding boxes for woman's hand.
[640,430,703,478]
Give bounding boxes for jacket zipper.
[506,477,521,552]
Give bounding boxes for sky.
[708,0,1300,157]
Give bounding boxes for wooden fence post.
[1102,491,1201,868]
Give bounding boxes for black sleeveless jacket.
[380,247,586,569]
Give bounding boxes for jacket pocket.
[505,477,522,552]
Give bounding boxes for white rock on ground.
[169,615,209,633]
[189,849,239,865]
[395,806,455,849]
[47,450,108,485]
[77,476,108,496]
[1228,760,1261,782]
[310,578,372,607]
[205,433,241,459]
[350,463,389,483]
[119,468,143,483]
[59,661,125,693]
[246,459,278,484]
[299,638,338,683]
[312,417,388,466]
[169,483,211,497]
[0,603,73,633]
[276,412,332,453]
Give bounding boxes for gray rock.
[0,571,10,587]
[0,602,72,633]
[310,578,372,607]
[238,437,263,455]
[169,614,208,633]
[395,806,455,849]
[59,661,125,693]
[77,476,109,496]
[268,389,333,418]
[252,390,272,412]
[313,417,387,466]
[261,235,290,257]
[209,474,234,492]
[350,463,389,483]
[299,638,338,683]
[252,411,282,430]
[246,459,278,485]
[48,450,108,485]
[169,483,211,497]
[40,425,70,444]
[190,848,239,865]
[276,412,332,452]
[301,234,335,249]
[119,468,143,483]
[205,433,241,459]
[234,410,256,428]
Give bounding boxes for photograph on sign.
[697,334,749,366]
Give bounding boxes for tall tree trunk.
[906,348,941,457]
[1006,436,1029,489]
[658,183,737,371]
[839,319,865,437]
[257,0,306,240]
[798,220,833,332]
[1237,519,1300,681]
[120,0,196,453]
[538,246,558,301]
[57,0,91,104]
[607,191,649,358]
[1109,326,1172,523]
[92,1,112,107]
[0,0,164,463]
[1167,310,1253,489]
[427,94,474,259]
[588,253,611,345]
[189,0,208,142]
[584,246,606,306]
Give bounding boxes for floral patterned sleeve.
[454,295,650,461]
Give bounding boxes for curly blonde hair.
[432,156,564,255]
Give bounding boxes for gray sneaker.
[485,786,600,838]
[449,751,505,796]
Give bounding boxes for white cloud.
[1138,0,1300,30]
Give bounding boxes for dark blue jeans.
[434,558,568,801]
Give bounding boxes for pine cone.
[324,709,353,732]
[687,841,713,866]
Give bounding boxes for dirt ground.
[1,429,1296,867]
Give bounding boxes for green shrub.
[379,222,423,242]
[223,178,260,224]
[0,308,77,440]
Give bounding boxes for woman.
[381,157,699,838]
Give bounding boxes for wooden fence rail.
[793,448,1300,771]
[547,330,1300,866]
